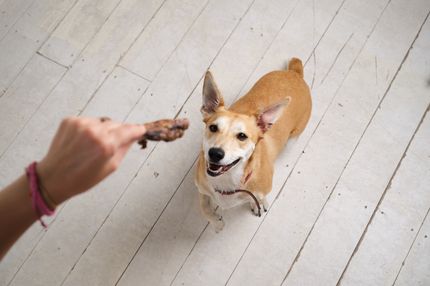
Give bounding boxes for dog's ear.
[256,99,289,133]
[201,71,224,117]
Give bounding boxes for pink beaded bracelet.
[25,162,55,228]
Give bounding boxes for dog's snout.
[208,147,225,162]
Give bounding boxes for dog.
[194,58,312,232]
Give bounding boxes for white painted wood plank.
[6,1,255,286]
[170,0,398,284]
[0,55,66,285]
[0,0,77,95]
[0,54,66,156]
[38,0,122,67]
[395,214,430,286]
[0,0,34,40]
[0,66,144,286]
[142,0,360,283]
[0,0,165,192]
[120,0,209,81]
[225,0,430,285]
[283,15,430,286]
[59,1,256,285]
[7,67,150,286]
[124,0,255,125]
[2,1,165,284]
[339,110,430,286]
[126,0,393,281]
[80,66,150,120]
[0,225,44,285]
[1,0,211,279]
[0,2,427,286]
[115,0,304,284]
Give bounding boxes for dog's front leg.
[199,193,224,232]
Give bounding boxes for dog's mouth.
[207,158,241,177]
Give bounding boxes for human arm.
[0,117,146,259]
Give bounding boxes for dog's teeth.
[210,165,222,171]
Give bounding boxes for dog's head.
[201,71,286,177]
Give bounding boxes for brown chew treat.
[138,118,190,149]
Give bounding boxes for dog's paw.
[212,216,225,233]
[262,199,269,212]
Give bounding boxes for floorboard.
[283,13,430,285]
[58,1,259,285]
[0,0,428,285]
[227,0,430,285]
[0,0,77,95]
[0,0,34,40]
[115,0,303,284]
[0,54,66,157]
[3,0,166,285]
[39,0,123,67]
[339,106,430,285]
[394,212,430,286]
[119,0,210,81]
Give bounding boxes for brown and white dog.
[195,58,312,232]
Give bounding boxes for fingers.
[97,117,122,131]
[59,116,145,159]
[82,117,120,132]
[72,117,145,149]
[110,124,146,147]
[104,121,122,132]
[82,119,144,154]
[63,116,122,135]
[61,117,146,144]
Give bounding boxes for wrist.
[38,182,57,210]
[25,162,56,228]
[37,160,69,205]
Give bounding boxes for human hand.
[37,117,146,205]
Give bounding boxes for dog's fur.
[195,58,312,232]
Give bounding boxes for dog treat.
[138,118,190,149]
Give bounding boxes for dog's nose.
[208,147,225,162]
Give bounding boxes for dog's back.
[229,58,312,157]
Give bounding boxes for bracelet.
[25,162,55,228]
[39,180,57,210]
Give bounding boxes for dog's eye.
[209,124,218,132]
[237,132,248,141]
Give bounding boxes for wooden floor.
[0,0,429,285]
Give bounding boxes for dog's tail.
[288,57,303,78]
